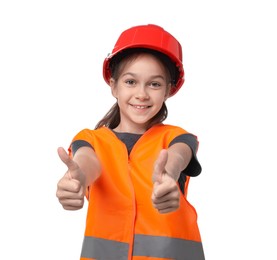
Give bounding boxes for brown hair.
[95,48,174,130]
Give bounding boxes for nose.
[135,86,149,100]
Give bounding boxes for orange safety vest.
[69,124,205,260]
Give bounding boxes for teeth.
[133,105,148,109]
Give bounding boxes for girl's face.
[110,53,171,134]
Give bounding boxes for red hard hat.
[103,24,185,97]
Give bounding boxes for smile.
[131,105,151,109]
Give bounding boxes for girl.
[56,24,205,260]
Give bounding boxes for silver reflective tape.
[81,235,205,260]
[81,236,129,260]
[133,234,205,260]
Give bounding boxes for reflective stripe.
[133,234,205,260]
[81,236,129,260]
[81,235,205,260]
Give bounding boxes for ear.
[109,78,117,98]
[164,83,171,101]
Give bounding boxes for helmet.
[103,24,184,97]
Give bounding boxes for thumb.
[152,149,168,184]
[57,147,79,178]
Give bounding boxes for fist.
[56,147,85,210]
[151,149,180,214]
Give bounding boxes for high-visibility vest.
[69,124,205,260]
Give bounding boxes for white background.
[1,0,276,259]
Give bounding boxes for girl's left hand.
[151,150,180,214]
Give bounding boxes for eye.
[149,81,162,88]
[125,79,136,86]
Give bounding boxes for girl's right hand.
[56,147,86,210]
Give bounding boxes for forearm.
[73,146,101,188]
[165,143,192,181]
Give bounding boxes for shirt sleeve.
[71,140,93,156]
[67,128,96,157]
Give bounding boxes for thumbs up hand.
[56,147,86,210]
[151,149,180,214]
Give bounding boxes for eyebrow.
[121,72,165,80]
